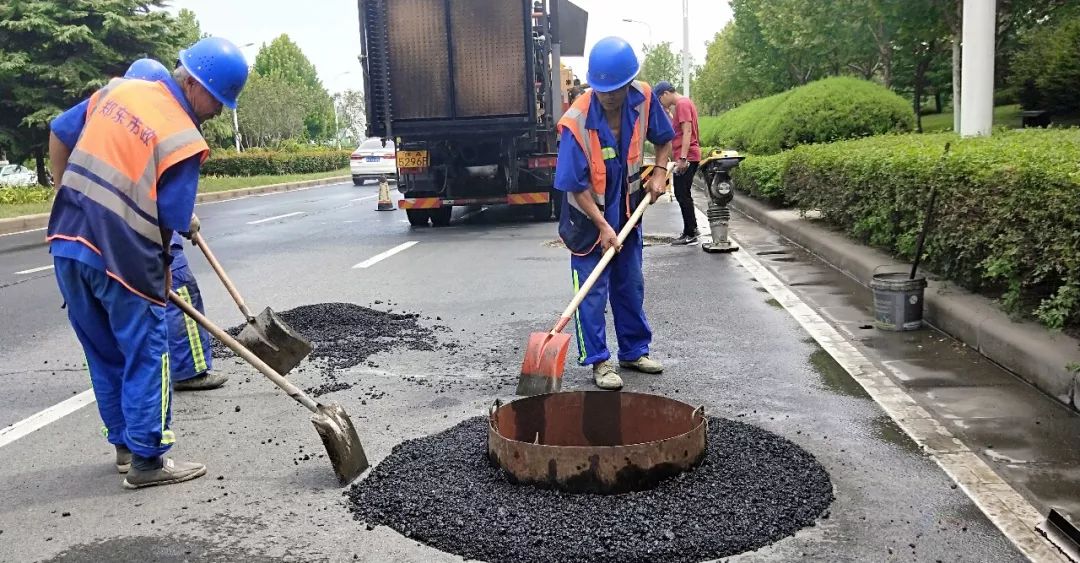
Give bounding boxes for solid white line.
[0,389,96,449]
[351,195,378,203]
[696,207,1065,562]
[352,241,418,269]
[0,226,46,238]
[246,211,305,225]
[14,265,54,275]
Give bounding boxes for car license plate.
[366,156,380,162]
[397,150,429,169]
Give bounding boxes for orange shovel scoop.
[517,186,657,396]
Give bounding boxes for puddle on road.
[809,348,869,399]
[42,536,286,563]
[871,415,922,454]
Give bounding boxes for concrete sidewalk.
[0,174,349,236]
[726,191,1080,414]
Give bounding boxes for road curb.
[730,192,1080,413]
[0,175,350,236]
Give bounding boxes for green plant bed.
[731,129,1080,329]
[201,149,352,176]
[699,77,914,155]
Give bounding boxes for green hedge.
[701,77,915,155]
[200,150,351,177]
[731,129,1080,329]
[0,186,53,205]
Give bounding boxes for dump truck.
[357,0,587,226]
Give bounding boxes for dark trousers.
[673,162,700,236]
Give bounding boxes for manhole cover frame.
[487,391,707,493]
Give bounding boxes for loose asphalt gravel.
[347,415,834,563]
[211,302,457,396]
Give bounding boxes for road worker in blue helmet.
[553,36,675,391]
[47,38,248,489]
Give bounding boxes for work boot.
[620,355,664,374]
[122,458,207,489]
[671,232,699,246]
[115,445,132,474]
[173,371,227,392]
[593,360,623,391]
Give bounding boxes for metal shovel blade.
[516,331,570,396]
[311,402,369,485]
[237,307,313,376]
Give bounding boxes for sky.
[169,0,734,94]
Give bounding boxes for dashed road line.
[14,265,54,275]
[352,241,418,269]
[0,389,95,449]
[246,211,306,225]
[695,207,1065,562]
[350,195,378,203]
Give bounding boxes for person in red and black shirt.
[655,81,702,245]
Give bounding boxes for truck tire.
[406,209,430,227]
[430,206,452,227]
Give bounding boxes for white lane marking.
[246,211,305,225]
[697,207,1066,562]
[0,389,96,449]
[14,265,54,275]
[350,195,378,203]
[352,241,418,269]
[0,227,47,238]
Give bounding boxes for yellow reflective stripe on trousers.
[573,270,587,364]
[176,286,208,374]
[160,353,174,445]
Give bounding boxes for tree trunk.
[34,146,48,187]
[935,91,943,114]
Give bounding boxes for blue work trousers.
[167,264,212,381]
[569,226,652,366]
[54,257,174,459]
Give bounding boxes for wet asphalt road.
[0,182,1022,562]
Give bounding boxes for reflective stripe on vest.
[47,78,210,304]
[556,81,652,216]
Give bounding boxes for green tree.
[164,8,203,65]
[1011,11,1080,114]
[0,0,186,184]
[237,73,316,148]
[251,34,334,140]
[891,0,950,131]
[333,89,366,147]
[638,42,681,90]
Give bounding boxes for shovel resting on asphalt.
[169,292,370,485]
[517,168,661,396]
[190,232,312,376]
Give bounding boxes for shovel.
[190,232,312,376]
[169,291,369,485]
[517,183,657,396]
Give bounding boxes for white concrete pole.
[682,0,690,98]
[959,0,996,137]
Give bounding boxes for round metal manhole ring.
[487,391,707,493]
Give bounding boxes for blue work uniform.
[554,88,674,366]
[167,234,213,382]
[50,77,203,459]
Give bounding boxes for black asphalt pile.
[347,416,833,563]
[211,303,453,396]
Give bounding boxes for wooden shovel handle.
[191,232,255,322]
[168,291,320,414]
[552,194,653,333]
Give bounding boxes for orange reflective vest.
[47,78,209,305]
[555,81,652,254]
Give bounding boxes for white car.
[350,139,396,185]
[0,164,37,187]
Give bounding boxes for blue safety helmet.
[586,36,640,93]
[124,58,170,83]
[178,37,249,109]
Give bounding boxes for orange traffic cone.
[376,175,394,211]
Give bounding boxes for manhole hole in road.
[347,416,833,563]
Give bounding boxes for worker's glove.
[182,214,201,240]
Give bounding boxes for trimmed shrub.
[701,77,915,155]
[731,129,1080,329]
[0,186,53,205]
[200,150,351,177]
